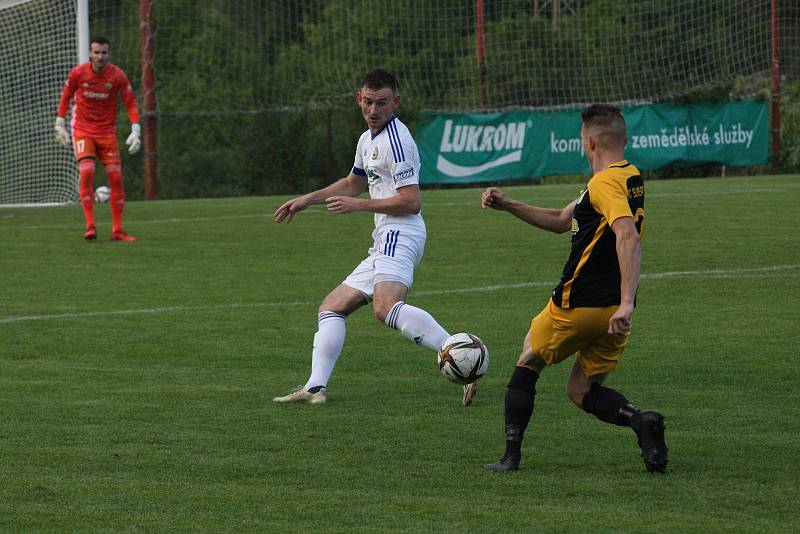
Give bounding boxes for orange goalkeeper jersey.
[57,62,139,137]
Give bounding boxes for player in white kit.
[273,69,476,406]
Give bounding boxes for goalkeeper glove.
[126,123,141,154]
[54,116,70,146]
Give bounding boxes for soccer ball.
[437,333,489,385]
[94,186,110,203]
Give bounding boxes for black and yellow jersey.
[552,160,645,308]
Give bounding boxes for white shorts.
[343,227,426,300]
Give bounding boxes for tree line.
[86,0,798,199]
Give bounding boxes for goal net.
[0,0,78,205]
[3,1,798,202]
[94,1,798,198]
[91,0,798,111]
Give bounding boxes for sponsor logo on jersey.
[372,147,379,160]
[366,168,380,185]
[84,91,110,99]
[393,168,415,182]
[104,82,113,89]
[629,184,644,198]
[571,189,586,234]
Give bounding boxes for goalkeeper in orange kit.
[55,36,140,242]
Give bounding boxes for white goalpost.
[0,0,88,205]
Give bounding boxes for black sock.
[503,366,539,459]
[581,382,640,427]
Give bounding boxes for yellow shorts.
[530,299,630,378]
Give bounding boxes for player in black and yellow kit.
[480,104,667,473]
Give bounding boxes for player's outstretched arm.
[54,117,70,146]
[126,124,141,154]
[327,184,420,216]
[274,172,367,223]
[482,187,574,234]
[274,195,313,224]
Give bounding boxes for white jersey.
[352,116,426,236]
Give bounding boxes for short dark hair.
[91,36,111,49]
[581,103,626,145]
[361,69,398,93]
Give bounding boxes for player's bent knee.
[318,303,347,316]
[373,305,391,324]
[319,295,365,318]
[566,384,589,407]
[372,297,402,324]
[516,354,546,373]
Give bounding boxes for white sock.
[385,301,449,352]
[305,312,346,390]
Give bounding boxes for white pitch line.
[1,264,797,325]
[0,213,277,231]
[639,264,800,279]
[0,187,790,232]
[0,301,313,324]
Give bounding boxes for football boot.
[111,230,137,242]
[634,411,668,473]
[273,385,327,405]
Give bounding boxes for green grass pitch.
[1,175,798,531]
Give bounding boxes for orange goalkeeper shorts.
[72,133,121,166]
[529,298,631,378]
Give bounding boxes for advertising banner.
[416,100,768,184]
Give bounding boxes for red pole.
[140,0,158,199]
[476,0,486,110]
[771,0,781,169]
